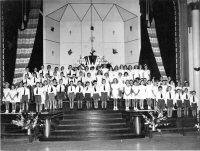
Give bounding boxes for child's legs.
[36,103,39,112]
[147,98,151,107]
[94,99,98,108]
[192,109,196,117]
[125,99,129,108]
[177,108,181,117]
[139,99,143,108]
[5,101,9,111]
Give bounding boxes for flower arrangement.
[142,112,168,132]
[12,113,44,130]
[194,123,200,131]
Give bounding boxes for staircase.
[39,110,145,141]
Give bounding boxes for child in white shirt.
[67,81,76,109]
[138,80,146,110]
[21,82,30,112]
[123,80,131,111]
[56,79,66,109]
[174,89,183,117]
[84,81,93,109]
[92,80,100,109]
[2,82,10,113]
[47,81,57,112]
[146,80,153,110]
[100,79,110,109]
[156,86,165,115]
[10,84,18,113]
[34,82,43,113]
[165,86,175,118]
[111,78,120,111]
[76,81,84,109]
[190,91,198,117]
[182,88,190,117]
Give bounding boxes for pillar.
[191,2,200,110]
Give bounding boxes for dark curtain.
[139,0,161,80]
[139,0,176,81]
[28,3,43,72]
[153,0,176,81]
[4,0,30,84]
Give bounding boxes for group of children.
[2,64,199,117]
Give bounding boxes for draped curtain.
[139,0,176,81]
[13,0,41,84]
[153,0,176,81]
[139,0,161,80]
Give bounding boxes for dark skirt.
[85,93,91,102]
[167,99,173,108]
[184,99,190,108]
[177,100,182,108]
[57,92,65,100]
[101,92,108,101]
[35,95,41,104]
[22,95,28,103]
[192,103,197,110]
[76,92,84,100]
[157,99,165,110]
[93,93,99,100]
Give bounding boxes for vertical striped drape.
[147,19,166,77]
[13,0,41,84]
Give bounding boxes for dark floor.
[1,133,200,150]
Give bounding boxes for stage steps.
[39,110,145,141]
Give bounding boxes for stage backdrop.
[43,0,140,68]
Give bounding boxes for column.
[191,2,200,110]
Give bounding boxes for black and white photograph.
[0,0,200,150]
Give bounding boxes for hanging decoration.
[112,48,118,54]
[21,0,24,30]
[13,0,41,84]
[90,0,95,54]
[24,0,27,21]
[68,49,72,55]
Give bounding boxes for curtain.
[28,11,43,72]
[3,0,22,84]
[139,0,161,80]
[13,0,41,84]
[152,0,176,81]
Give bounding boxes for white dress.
[96,75,103,86]
[2,88,11,102]
[133,69,139,79]
[9,89,18,103]
[123,85,131,99]
[143,70,150,80]
[17,87,23,102]
[138,85,146,99]
[111,84,120,99]
[152,86,158,99]
[41,87,46,104]
[131,85,140,99]
[146,84,153,99]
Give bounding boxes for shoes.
[5,110,9,113]
[148,106,151,110]
[125,107,129,111]
[116,107,118,111]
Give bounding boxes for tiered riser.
[40,110,145,141]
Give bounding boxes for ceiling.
[46,3,137,22]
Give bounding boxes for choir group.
[2,64,199,117]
